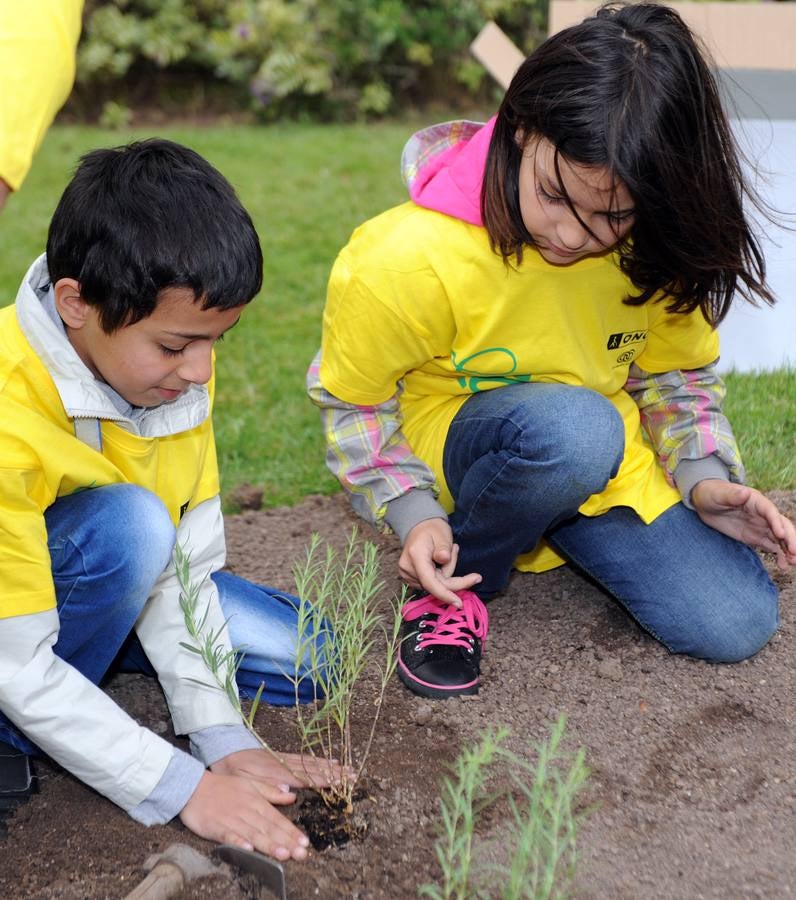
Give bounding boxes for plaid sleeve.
[625,361,745,485]
[306,352,439,530]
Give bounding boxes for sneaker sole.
[397,659,480,699]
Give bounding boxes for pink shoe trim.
[397,657,480,691]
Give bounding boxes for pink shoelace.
[401,590,488,650]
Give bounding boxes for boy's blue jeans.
[0,484,319,755]
[443,382,779,663]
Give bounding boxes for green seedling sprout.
[421,727,510,900]
[290,530,404,812]
[174,542,298,775]
[420,716,590,900]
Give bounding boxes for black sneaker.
[397,590,488,699]
[0,739,35,836]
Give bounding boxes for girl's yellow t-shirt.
[321,202,719,571]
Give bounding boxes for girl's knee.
[517,386,625,490]
[684,587,779,663]
[559,387,625,459]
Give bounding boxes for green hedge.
[74,0,546,121]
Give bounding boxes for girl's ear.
[53,278,90,329]
[514,128,526,148]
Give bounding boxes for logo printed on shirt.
[607,331,647,350]
[179,500,190,520]
[452,347,532,392]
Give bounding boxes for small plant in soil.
[421,716,589,900]
[176,542,281,745]
[175,531,402,851]
[290,531,404,848]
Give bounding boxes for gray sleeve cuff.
[673,456,732,509]
[189,724,262,767]
[128,748,205,826]
[384,489,448,544]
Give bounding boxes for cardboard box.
[549,1,796,71]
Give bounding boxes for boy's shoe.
[398,590,488,699]
[0,739,35,836]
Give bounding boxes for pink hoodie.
[401,117,497,226]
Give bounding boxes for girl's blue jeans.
[0,484,320,754]
[442,382,779,663]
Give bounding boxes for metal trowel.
[214,845,287,900]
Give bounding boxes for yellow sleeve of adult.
[0,0,84,190]
[635,298,720,374]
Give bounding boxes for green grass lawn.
[1,123,793,509]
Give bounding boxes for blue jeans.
[0,484,322,754]
[443,383,779,663]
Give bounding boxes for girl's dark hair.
[46,139,263,333]
[482,1,773,325]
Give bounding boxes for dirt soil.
[1,492,795,899]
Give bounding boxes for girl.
[308,2,796,699]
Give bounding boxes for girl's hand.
[211,749,351,793]
[179,770,310,861]
[399,518,482,607]
[691,480,796,570]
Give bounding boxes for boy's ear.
[53,278,90,329]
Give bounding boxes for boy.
[0,139,332,860]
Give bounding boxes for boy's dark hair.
[482,1,773,326]
[46,139,263,332]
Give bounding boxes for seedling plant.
[175,530,402,825]
[420,716,590,900]
[290,531,404,814]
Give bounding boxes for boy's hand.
[211,748,350,793]
[179,770,310,861]
[691,480,796,570]
[399,518,482,607]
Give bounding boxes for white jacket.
[0,256,248,821]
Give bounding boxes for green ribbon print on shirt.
[452,347,532,392]
[66,481,98,495]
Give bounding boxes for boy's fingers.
[264,788,295,805]
[239,796,310,860]
[277,755,353,787]
[252,779,297,804]
[224,833,254,853]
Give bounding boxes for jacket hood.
[401,117,496,225]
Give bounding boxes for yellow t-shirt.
[321,202,719,571]
[0,305,219,618]
[0,1,84,190]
